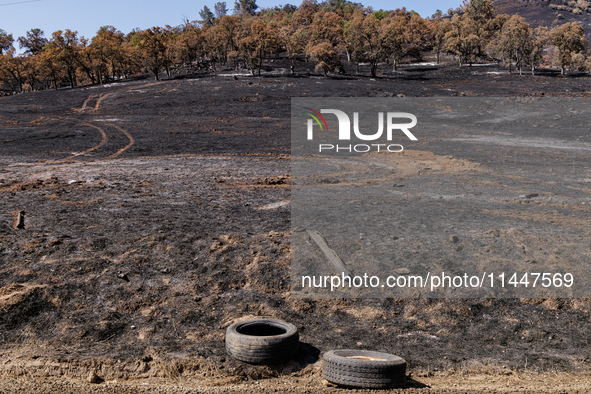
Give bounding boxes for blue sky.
[0,0,460,45]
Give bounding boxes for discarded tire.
[322,349,406,389]
[225,318,299,364]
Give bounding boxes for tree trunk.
[531,65,535,76]
[68,70,75,88]
[519,66,522,76]
[86,68,95,85]
[561,66,564,76]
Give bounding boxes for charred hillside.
[495,0,591,37]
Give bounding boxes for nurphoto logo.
[303,108,418,153]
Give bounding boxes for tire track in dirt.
[7,81,179,163]
[0,116,52,127]
[93,91,113,111]
[76,81,168,113]
[46,121,135,162]
[98,122,134,160]
[42,80,174,162]
[76,94,99,112]
[48,121,108,163]
[155,82,181,95]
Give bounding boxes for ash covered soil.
[1,63,591,393]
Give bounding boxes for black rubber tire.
[322,349,407,389]
[225,318,299,364]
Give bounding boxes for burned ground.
[0,63,591,392]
